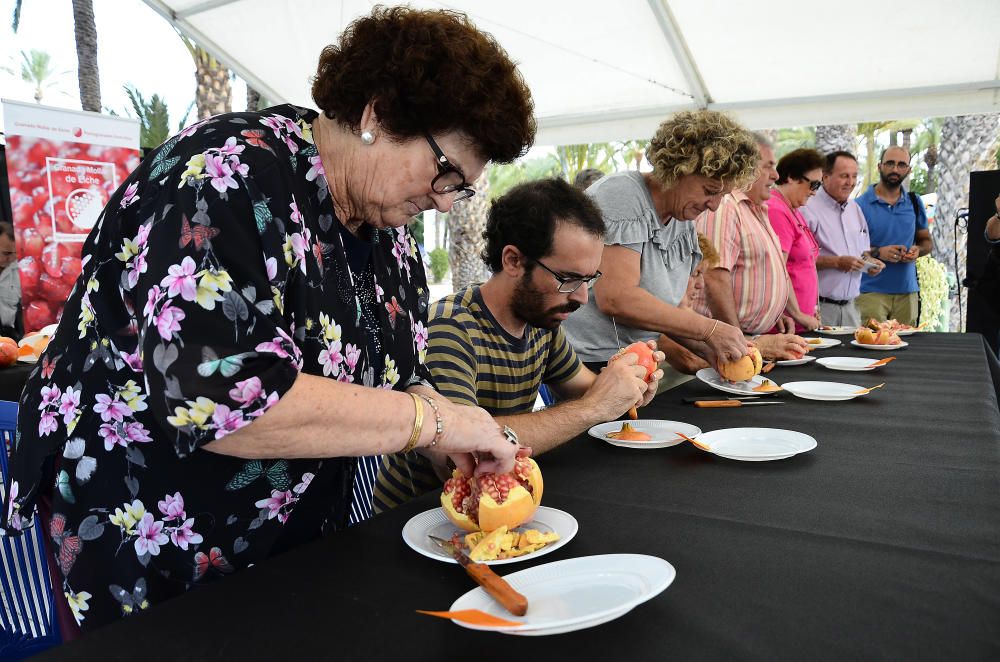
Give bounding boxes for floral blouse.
[1,105,432,632]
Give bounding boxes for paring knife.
[428,535,529,616]
[692,400,785,408]
[682,396,760,403]
[611,316,639,420]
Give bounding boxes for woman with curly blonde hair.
[563,110,758,374]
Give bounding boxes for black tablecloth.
[35,333,1000,661]
[0,363,32,403]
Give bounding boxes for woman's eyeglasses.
[531,258,602,293]
[424,133,475,202]
[800,175,822,191]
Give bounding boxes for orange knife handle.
[693,400,742,407]
[627,406,638,420]
[464,562,529,616]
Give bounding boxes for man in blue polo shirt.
[856,146,933,325]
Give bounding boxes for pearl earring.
[360,131,375,145]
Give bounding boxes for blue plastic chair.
[537,384,556,408]
[0,400,62,660]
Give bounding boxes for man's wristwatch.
[503,425,519,446]
[870,246,880,259]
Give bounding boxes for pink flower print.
[161,257,198,301]
[6,480,18,524]
[143,285,162,319]
[38,411,58,436]
[39,384,62,409]
[169,517,203,550]
[99,422,125,450]
[293,473,314,495]
[126,246,148,289]
[120,181,139,209]
[94,394,131,423]
[255,489,292,521]
[260,116,285,140]
[228,155,249,178]
[178,118,209,139]
[58,386,80,424]
[318,340,343,377]
[305,155,325,182]
[217,136,245,157]
[125,422,152,444]
[134,513,168,557]
[256,327,298,361]
[250,391,281,418]
[204,153,238,193]
[412,320,428,352]
[153,301,186,341]
[229,376,262,405]
[344,343,361,372]
[289,200,303,225]
[157,492,186,521]
[212,404,247,439]
[123,349,143,373]
[135,222,151,248]
[290,232,308,274]
[265,257,278,281]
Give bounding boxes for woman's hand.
[704,320,748,363]
[421,394,517,477]
[752,334,808,360]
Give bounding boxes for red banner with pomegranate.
[2,100,140,331]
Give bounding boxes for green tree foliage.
[124,85,171,149]
[428,248,450,283]
[774,127,816,158]
[2,49,68,103]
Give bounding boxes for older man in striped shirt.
[691,135,809,360]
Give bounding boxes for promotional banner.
[2,99,140,331]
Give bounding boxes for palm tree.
[246,85,264,112]
[447,170,492,292]
[178,35,231,119]
[933,113,1000,331]
[3,49,66,103]
[71,0,100,112]
[814,124,856,156]
[910,119,942,193]
[123,85,171,149]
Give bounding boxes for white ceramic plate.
[402,506,577,566]
[781,380,868,401]
[816,326,855,336]
[850,339,909,351]
[816,357,881,371]
[775,355,816,366]
[695,369,781,396]
[15,356,37,364]
[894,328,919,336]
[588,419,702,449]
[803,337,841,349]
[694,427,817,461]
[449,554,675,635]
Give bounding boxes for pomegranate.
[623,341,657,380]
[441,457,543,533]
[0,337,18,368]
[718,346,763,382]
[855,327,900,345]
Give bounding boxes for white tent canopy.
[143,0,1000,145]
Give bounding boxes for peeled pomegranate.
[441,457,543,533]
[718,346,763,382]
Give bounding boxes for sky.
[0,0,249,135]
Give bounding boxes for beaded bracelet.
[418,394,444,447]
[400,392,424,453]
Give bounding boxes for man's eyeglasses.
[882,160,910,170]
[531,257,602,294]
[800,175,822,191]
[424,133,475,202]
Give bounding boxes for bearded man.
[374,178,662,511]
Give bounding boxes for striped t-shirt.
[373,285,583,512]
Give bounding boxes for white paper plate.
[694,427,817,461]
[402,506,577,566]
[895,328,919,336]
[775,355,816,366]
[850,339,909,351]
[695,369,781,396]
[588,419,702,449]
[781,380,868,401]
[15,356,37,364]
[816,326,855,336]
[803,337,841,349]
[816,357,881,371]
[449,554,675,635]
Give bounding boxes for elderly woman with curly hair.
[563,111,758,375]
[2,6,534,635]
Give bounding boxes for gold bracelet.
[418,394,444,446]
[401,392,424,453]
[703,319,720,342]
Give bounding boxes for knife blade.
[682,396,760,403]
[692,400,785,407]
[611,316,640,420]
[428,535,528,616]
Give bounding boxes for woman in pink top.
[768,148,823,333]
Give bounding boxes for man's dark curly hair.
[482,178,605,273]
[311,6,536,163]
